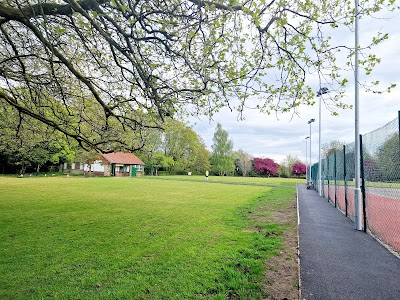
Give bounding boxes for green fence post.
[360,134,367,232]
[343,145,348,217]
[334,151,337,208]
[327,155,330,202]
[322,158,325,198]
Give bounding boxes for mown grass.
[0,176,297,299]
[153,175,304,187]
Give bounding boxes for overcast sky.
[189,8,400,165]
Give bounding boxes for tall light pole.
[305,137,310,183]
[354,0,363,230]
[317,87,329,196]
[308,119,315,185]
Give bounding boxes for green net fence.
[311,113,400,254]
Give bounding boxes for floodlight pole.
[305,137,310,182]
[317,88,328,196]
[308,119,315,185]
[354,0,363,231]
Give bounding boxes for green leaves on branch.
[0,0,398,150]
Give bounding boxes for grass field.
[154,175,304,186]
[0,176,301,299]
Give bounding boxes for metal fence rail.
[311,112,400,254]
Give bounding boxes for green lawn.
[152,175,304,187]
[0,176,298,299]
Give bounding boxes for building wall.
[83,160,105,172]
[63,160,144,177]
[103,164,111,176]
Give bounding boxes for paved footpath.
[298,184,400,300]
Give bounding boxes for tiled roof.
[101,152,145,165]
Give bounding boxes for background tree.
[136,129,163,175]
[279,155,299,178]
[233,149,253,177]
[192,138,211,175]
[0,105,76,174]
[30,143,52,173]
[162,120,202,173]
[376,134,400,181]
[321,140,345,158]
[211,124,234,176]
[152,153,175,176]
[1,0,396,151]
[136,120,209,175]
[253,157,279,177]
[74,149,100,175]
[291,162,307,177]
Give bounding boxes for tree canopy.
[233,149,252,177]
[1,0,396,151]
[0,105,76,173]
[291,161,306,176]
[253,157,279,177]
[279,154,299,177]
[134,119,209,174]
[211,123,234,175]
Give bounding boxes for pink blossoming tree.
[253,157,279,177]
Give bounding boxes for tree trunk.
[37,165,40,173]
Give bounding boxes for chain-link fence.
[311,112,400,255]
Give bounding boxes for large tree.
[253,157,279,177]
[211,123,234,176]
[193,137,211,174]
[233,149,252,177]
[291,161,306,177]
[1,0,396,151]
[321,140,345,158]
[162,120,201,171]
[279,154,299,177]
[0,105,76,173]
[136,120,209,174]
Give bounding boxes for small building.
[64,152,145,177]
[100,152,145,177]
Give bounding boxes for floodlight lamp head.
[305,136,310,140]
[317,87,329,97]
[308,119,315,124]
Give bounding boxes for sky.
[190,8,400,165]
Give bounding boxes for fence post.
[327,155,330,202]
[322,158,325,198]
[360,134,367,232]
[334,151,337,208]
[343,145,348,217]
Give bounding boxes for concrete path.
[297,184,400,300]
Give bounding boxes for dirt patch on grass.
[252,196,299,300]
[263,223,299,299]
